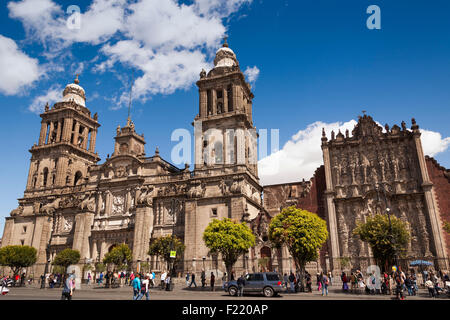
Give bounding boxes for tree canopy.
[52,249,81,269]
[103,244,132,270]
[148,235,185,272]
[353,213,410,269]
[0,245,37,276]
[203,218,255,280]
[269,206,328,288]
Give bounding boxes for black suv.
[224,272,283,297]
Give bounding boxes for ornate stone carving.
[63,216,73,232]
[40,198,62,215]
[137,186,155,206]
[10,206,23,216]
[111,194,125,215]
[80,192,96,212]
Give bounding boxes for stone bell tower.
[26,75,100,194]
[194,37,258,178]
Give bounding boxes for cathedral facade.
[2,41,449,278]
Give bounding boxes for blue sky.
[1,0,450,235]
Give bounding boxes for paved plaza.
[1,283,447,300]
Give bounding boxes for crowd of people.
[339,267,449,299]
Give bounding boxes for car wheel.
[263,287,274,297]
[228,286,238,296]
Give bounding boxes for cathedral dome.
[62,75,86,107]
[213,37,239,69]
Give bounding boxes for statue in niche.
[334,163,342,186]
[415,200,432,256]
[361,154,370,184]
[392,158,399,180]
[337,207,349,256]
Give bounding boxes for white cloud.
[244,66,260,84]
[0,34,41,95]
[28,85,62,113]
[8,0,251,105]
[420,129,450,157]
[258,119,450,186]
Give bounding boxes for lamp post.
[374,183,398,270]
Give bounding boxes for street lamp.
[374,183,398,270]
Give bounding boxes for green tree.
[203,218,255,281]
[269,206,328,289]
[444,221,450,234]
[353,214,410,270]
[52,249,81,271]
[0,245,37,278]
[103,244,132,271]
[148,235,185,273]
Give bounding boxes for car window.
[266,274,280,281]
[246,274,263,281]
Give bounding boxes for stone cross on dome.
[222,36,229,47]
[74,73,80,84]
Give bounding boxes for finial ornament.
[155,146,160,155]
[222,36,229,48]
[74,73,80,84]
[45,102,49,111]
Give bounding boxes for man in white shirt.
[160,271,167,290]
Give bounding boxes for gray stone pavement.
[1,283,447,300]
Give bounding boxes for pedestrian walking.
[201,269,206,288]
[61,274,74,300]
[140,276,150,300]
[316,273,322,291]
[305,271,312,293]
[210,272,215,291]
[237,274,245,297]
[40,274,45,289]
[341,272,348,292]
[189,273,197,288]
[321,273,329,296]
[288,272,295,293]
[165,274,171,291]
[186,272,190,287]
[160,271,167,290]
[87,272,91,285]
[327,271,332,286]
[132,274,141,300]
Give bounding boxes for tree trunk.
[225,262,233,281]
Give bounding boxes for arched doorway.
[259,246,272,272]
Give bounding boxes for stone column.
[104,191,111,216]
[133,204,154,262]
[56,120,62,142]
[91,240,98,261]
[82,127,89,150]
[321,141,340,271]
[183,200,198,271]
[1,218,15,247]
[48,121,55,143]
[194,120,203,169]
[31,215,53,275]
[236,128,245,165]
[223,88,228,113]
[212,89,217,115]
[199,90,207,118]
[96,192,103,216]
[89,129,97,152]
[73,121,80,146]
[62,118,73,142]
[413,130,449,269]
[55,156,68,186]
[233,85,240,112]
[38,122,48,145]
[26,161,36,190]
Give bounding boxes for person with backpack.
[288,272,295,293]
[61,274,74,300]
[132,273,141,300]
[140,275,150,300]
[321,273,329,296]
[305,271,312,293]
